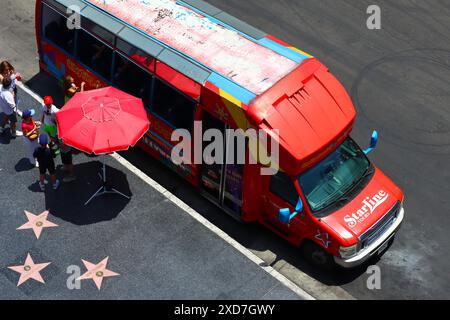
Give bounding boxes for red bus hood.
[247,58,356,175]
[321,167,403,244]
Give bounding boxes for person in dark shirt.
[33,134,60,191]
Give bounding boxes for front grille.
[359,201,401,248]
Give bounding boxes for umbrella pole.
[84,155,131,206]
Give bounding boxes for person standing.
[0,77,22,137]
[63,75,85,103]
[40,96,60,154]
[41,96,59,138]
[0,61,21,106]
[33,134,60,191]
[60,140,76,182]
[21,109,40,167]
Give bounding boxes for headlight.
[339,244,359,259]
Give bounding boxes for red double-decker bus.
[36,0,404,269]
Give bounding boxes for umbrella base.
[84,185,130,206]
[84,158,131,206]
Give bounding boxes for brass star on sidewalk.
[17,210,58,239]
[77,257,119,290]
[8,253,51,286]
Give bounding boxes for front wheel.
[301,241,336,270]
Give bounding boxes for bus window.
[76,29,113,80]
[82,18,116,45]
[41,4,75,54]
[116,38,155,73]
[113,54,152,109]
[152,79,196,131]
[269,172,298,207]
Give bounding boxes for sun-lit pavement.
[1,0,450,300]
[0,85,305,299]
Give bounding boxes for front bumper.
[334,206,405,268]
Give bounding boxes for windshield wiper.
[347,164,374,191]
[330,166,375,209]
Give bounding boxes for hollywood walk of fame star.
[77,257,119,290]
[17,210,58,239]
[8,253,51,286]
[315,229,332,248]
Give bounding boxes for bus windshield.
[298,138,371,214]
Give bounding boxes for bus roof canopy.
[57,0,311,104]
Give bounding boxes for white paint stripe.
[17,82,45,104]
[111,152,315,300]
[17,81,315,300]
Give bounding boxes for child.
[21,109,40,167]
[33,134,60,191]
[40,95,60,154]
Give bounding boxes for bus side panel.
[145,111,199,186]
[39,40,108,89]
[137,131,199,186]
[201,82,266,222]
[201,82,250,130]
[240,162,264,222]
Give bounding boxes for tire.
[302,241,336,270]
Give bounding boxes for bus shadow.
[118,147,371,288]
[28,160,132,225]
[24,72,65,107]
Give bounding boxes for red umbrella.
[56,87,150,205]
[56,87,149,155]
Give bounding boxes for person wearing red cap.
[40,95,59,142]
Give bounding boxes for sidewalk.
[0,83,309,299]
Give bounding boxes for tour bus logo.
[344,190,389,228]
[171,121,280,176]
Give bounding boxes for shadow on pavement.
[118,147,375,287]
[25,72,65,107]
[28,160,132,225]
[15,157,35,172]
[23,71,369,286]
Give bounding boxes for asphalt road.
[1,0,449,299]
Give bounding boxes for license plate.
[378,240,390,255]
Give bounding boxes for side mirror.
[295,197,303,212]
[279,198,303,225]
[364,130,379,155]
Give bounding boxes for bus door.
[263,171,301,238]
[200,111,244,218]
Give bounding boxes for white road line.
[17,82,45,104]
[111,152,315,300]
[17,81,316,300]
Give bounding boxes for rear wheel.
[302,241,336,270]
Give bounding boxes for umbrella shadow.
[42,160,132,225]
